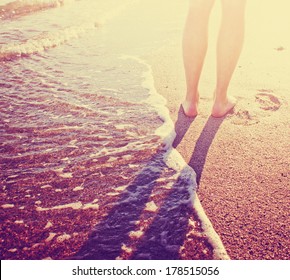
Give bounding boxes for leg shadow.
[130,116,225,259]
[73,153,169,260]
[131,168,204,260]
[188,116,225,185]
[172,105,196,148]
[73,112,223,260]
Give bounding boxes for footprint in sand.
[230,108,259,126]
[274,46,285,51]
[255,90,282,111]
[229,90,282,126]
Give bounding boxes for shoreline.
[139,56,230,260]
[145,39,289,259]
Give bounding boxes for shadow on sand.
[187,117,225,185]
[174,105,225,184]
[73,106,224,260]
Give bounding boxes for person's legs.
[182,0,215,117]
[212,0,247,117]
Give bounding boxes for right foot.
[181,99,198,117]
[211,96,236,118]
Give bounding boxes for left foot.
[181,99,198,117]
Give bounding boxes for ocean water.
[0,0,228,260]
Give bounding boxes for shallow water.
[0,0,222,260]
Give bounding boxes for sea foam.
[124,55,230,260]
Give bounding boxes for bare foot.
[211,96,236,118]
[181,99,198,117]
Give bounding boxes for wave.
[0,0,68,20]
[0,21,99,61]
[0,0,138,61]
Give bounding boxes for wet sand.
[145,1,290,259]
[1,0,219,260]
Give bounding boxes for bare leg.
[212,0,247,118]
[182,0,215,117]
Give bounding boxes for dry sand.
[145,1,290,260]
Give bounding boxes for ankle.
[214,97,228,105]
[213,94,228,104]
[214,89,228,103]
[185,91,199,103]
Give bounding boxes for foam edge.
[122,54,230,260]
[192,193,230,260]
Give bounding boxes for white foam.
[8,248,17,253]
[44,221,53,229]
[1,204,14,209]
[88,140,157,160]
[36,199,99,211]
[56,233,71,243]
[0,0,139,60]
[0,0,68,20]
[115,185,128,192]
[54,167,73,178]
[0,23,97,60]
[107,192,119,197]
[122,55,230,260]
[121,244,133,254]
[122,155,132,160]
[144,201,158,213]
[40,184,53,189]
[73,186,84,191]
[107,156,118,163]
[45,232,56,242]
[129,230,144,239]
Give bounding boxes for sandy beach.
[145,1,290,259]
[1,0,289,261]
